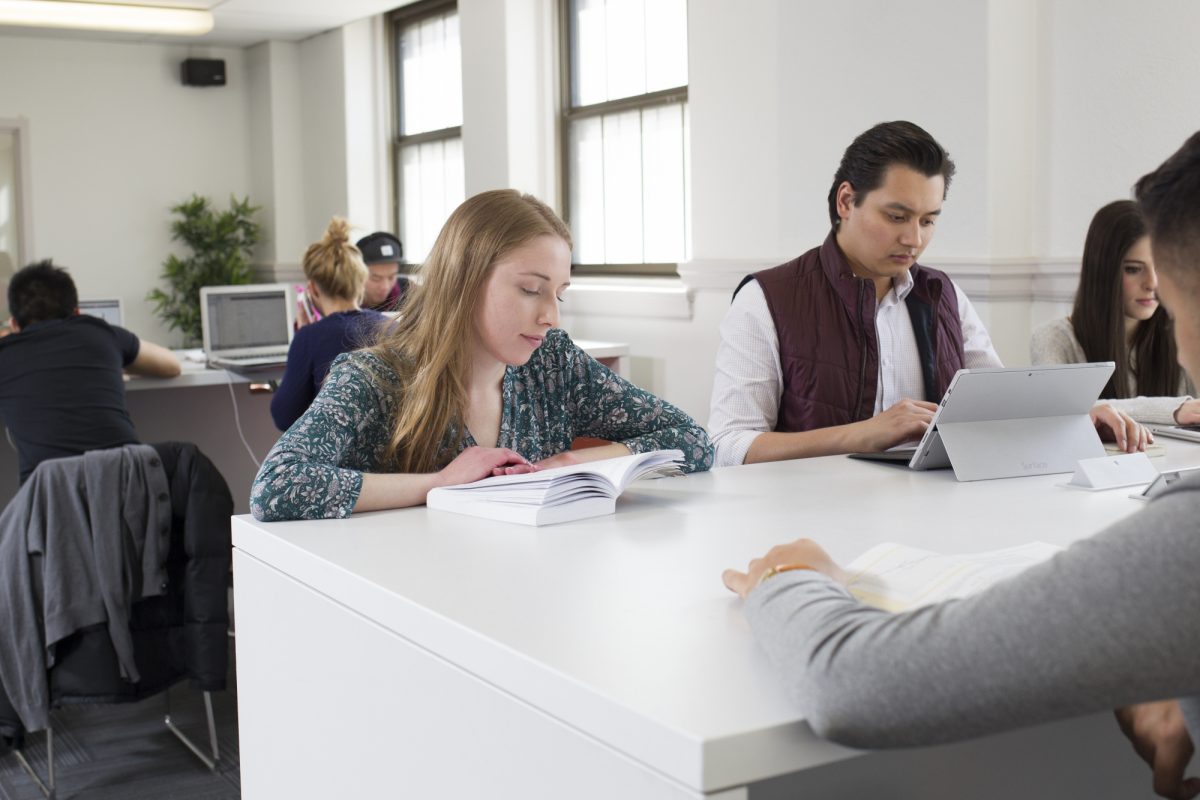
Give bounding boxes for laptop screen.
[206,289,291,351]
[78,298,123,327]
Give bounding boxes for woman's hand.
[1091,404,1153,452]
[722,538,848,599]
[436,446,537,487]
[1175,399,1200,426]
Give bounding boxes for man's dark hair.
[827,121,956,227]
[8,260,78,328]
[1135,130,1200,283]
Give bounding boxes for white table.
[231,443,1200,799]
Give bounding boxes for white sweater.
[1029,317,1194,425]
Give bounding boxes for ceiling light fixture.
[0,0,213,36]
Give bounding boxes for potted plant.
[148,194,261,346]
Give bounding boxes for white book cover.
[844,541,1063,613]
[426,449,685,526]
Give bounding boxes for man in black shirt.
[0,261,181,482]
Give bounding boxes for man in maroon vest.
[708,121,1146,466]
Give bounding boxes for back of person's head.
[827,121,956,227]
[8,260,78,328]
[303,217,368,302]
[371,189,572,473]
[1135,130,1200,286]
[1070,200,1179,397]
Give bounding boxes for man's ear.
[835,181,857,222]
[7,317,20,333]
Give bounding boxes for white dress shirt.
[708,271,1002,467]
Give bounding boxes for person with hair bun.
[270,217,388,431]
[1031,199,1197,425]
[251,190,712,521]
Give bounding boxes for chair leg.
[13,724,55,799]
[163,689,219,771]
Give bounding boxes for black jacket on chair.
[0,442,233,749]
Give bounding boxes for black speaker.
[181,58,226,87]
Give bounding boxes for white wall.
[0,34,252,346]
[1039,0,1200,257]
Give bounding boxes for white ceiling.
[0,0,416,47]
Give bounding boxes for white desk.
[231,443,1200,799]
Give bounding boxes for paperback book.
[844,541,1063,612]
[426,449,685,526]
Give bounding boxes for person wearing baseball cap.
[356,231,408,312]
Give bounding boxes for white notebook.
[426,449,685,526]
[844,541,1063,613]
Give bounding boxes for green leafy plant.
[148,194,261,346]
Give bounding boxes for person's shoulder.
[1031,317,1076,347]
[327,348,400,389]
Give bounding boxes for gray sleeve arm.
[743,482,1200,749]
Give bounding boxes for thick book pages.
[426,449,685,526]
[844,541,1062,613]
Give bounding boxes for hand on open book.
[1115,700,1200,799]
[436,446,538,486]
[1091,404,1152,453]
[850,398,938,452]
[722,538,849,600]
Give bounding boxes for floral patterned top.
[250,328,713,521]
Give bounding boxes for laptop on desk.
[1147,424,1200,444]
[850,362,1114,481]
[200,284,294,371]
[78,298,124,327]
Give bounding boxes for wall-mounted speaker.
[181,58,226,87]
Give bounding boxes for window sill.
[562,276,691,319]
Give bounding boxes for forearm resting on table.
[744,426,861,464]
[354,472,441,512]
[128,340,182,378]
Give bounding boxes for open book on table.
[426,449,685,527]
[844,541,1063,613]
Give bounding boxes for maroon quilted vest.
[737,232,966,433]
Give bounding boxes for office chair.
[0,442,233,799]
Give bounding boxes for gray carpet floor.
[0,650,240,800]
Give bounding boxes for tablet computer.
[851,362,1114,481]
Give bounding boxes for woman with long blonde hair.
[270,217,388,431]
[251,190,712,520]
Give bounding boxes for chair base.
[12,689,218,798]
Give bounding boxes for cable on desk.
[225,369,262,470]
[4,426,15,453]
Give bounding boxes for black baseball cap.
[356,231,403,264]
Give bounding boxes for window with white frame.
[563,0,690,274]
[391,1,465,264]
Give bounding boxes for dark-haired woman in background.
[1031,199,1197,425]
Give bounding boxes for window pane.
[641,103,686,263]
[644,0,687,92]
[571,0,687,106]
[399,138,465,263]
[574,0,608,107]
[603,0,646,102]
[399,10,462,135]
[568,116,606,263]
[602,110,643,263]
[568,106,690,265]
